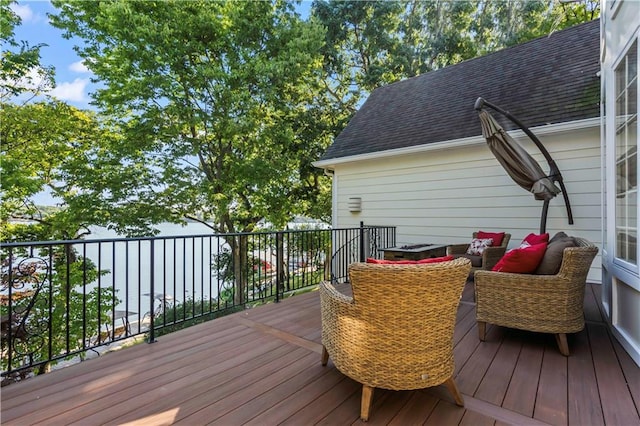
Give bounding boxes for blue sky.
[11,1,95,108]
[10,1,313,110]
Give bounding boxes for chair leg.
[360,385,375,421]
[321,345,329,366]
[555,333,570,356]
[478,321,487,341]
[443,377,464,406]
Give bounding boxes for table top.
[380,244,448,253]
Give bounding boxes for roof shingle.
[319,19,600,162]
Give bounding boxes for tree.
[1,244,117,382]
[0,100,137,380]
[50,0,331,303]
[49,0,329,234]
[311,0,406,112]
[1,101,176,240]
[0,0,54,102]
[1,2,176,375]
[311,0,600,111]
[398,0,479,75]
[551,0,600,29]
[1,4,126,379]
[472,0,600,55]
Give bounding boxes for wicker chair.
[474,237,598,356]
[319,258,471,421]
[447,232,511,272]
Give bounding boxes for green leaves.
[0,100,178,239]
[312,0,599,110]
[0,1,54,100]
[49,0,331,234]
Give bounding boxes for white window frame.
[612,38,639,276]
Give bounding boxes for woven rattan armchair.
[319,258,471,421]
[447,232,511,272]
[474,237,598,356]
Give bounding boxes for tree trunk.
[231,234,248,306]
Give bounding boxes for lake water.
[83,222,223,318]
[5,220,329,328]
[88,221,216,239]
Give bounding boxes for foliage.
[553,0,600,29]
[153,296,243,338]
[311,0,600,110]
[152,266,323,338]
[472,0,600,55]
[0,12,123,381]
[285,226,330,272]
[311,0,405,109]
[208,227,330,300]
[211,248,236,306]
[0,101,177,239]
[1,245,118,379]
[0,0,54,102]
[49,0,332,235]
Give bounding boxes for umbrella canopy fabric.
[479,109,561,201]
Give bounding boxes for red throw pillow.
[415,255,454,264]
[477,231,505,246]
[366,258,416,264]
[522,232,549,245]
[366,255,454,264]
[491,242,548,273]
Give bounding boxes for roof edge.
[313,117,600,170]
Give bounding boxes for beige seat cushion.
[535,233,577,275]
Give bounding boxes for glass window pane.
[614,41,638,266]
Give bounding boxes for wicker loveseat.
[319,258,471,421]
[447,232,511,273]
[474,237,598,356]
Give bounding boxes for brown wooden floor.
[2,282,639,426]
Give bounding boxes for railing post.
[275,231,284,302]
[6,248,14,374]
[148,239,156,343]
[359,221,365,262]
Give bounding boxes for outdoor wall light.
[348,197,362,213]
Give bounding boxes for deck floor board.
[588,323,640,426]
[535,344,569,425]
[567,324,604,425]
[500,337,543,418]
[1,283,638,426]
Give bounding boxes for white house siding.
[601,0,640,367]
[330,122,602,283]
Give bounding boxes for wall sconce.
[348,197,362,213]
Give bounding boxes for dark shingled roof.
[319,19,600,162]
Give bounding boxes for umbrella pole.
[541,199,550,234]
[475,98,574,226]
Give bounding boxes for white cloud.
[50,78,89,102]
[0,67,53,99]
[69,60,90,73]
[9,3,34,22]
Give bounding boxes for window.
[615,41,638,265]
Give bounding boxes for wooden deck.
[2,282,639,425]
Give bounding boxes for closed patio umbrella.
[475,97,573,234]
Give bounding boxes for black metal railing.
[0,223,395,384]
